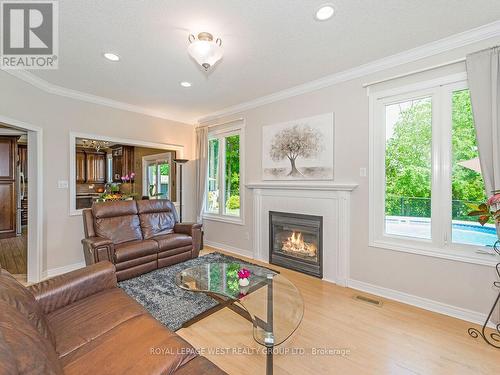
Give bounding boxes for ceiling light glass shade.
[188,32,223,71]
[103,52,120,61]
[315,4,335,21]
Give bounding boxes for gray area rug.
[118,252,261,331]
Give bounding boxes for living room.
[1,1,500,374]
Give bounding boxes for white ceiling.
[28,0,500,123]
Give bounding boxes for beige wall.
[202,36,500,316]
[0,71,195,274]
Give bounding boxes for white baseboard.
[204,240,255,259]
[42,261,86,279]
[348,279,494,328]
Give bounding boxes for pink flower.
[238,268,251,279]
[130,172,136,179]
[487,193,500,206]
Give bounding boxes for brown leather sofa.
[82,200,202,281]
[0,262,226,375]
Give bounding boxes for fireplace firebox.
[269,211,323,278]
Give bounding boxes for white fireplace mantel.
[247,181,358,287]
[246,182,358,191]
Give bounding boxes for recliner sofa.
[82,199,202,281]
[0,261,225,374]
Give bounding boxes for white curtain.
[466,47,500,201]
[194,126,208,223]
[467,47,500,325]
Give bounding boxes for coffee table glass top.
[175,262,304,347]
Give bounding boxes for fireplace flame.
[282,231,317,257]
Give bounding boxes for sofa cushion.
[137,200,178,239]
[60,315,197,375]
[0,268,55,346]
[153,233,192,252]
[46,288,147,358]
[92,200,138,218]
[114,239,159,263]
[93,201,143,244]
[0,301,63,375]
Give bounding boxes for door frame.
[142,152,173,199]
[0,115,43,283]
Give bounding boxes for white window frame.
[369,72,497,267]
[203,123,245,225]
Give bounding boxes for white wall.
[202,36,500,318]
[0,71,195,275]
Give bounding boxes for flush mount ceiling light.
[314,4,335,21]
[180,81,192,88]
[103,52,120,62]
[187,32,223,71]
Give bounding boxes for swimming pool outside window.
[370,74,498,264]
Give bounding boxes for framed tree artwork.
[262,113,334,180]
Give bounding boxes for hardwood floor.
[0,229,27,275]
[177,247,500,375]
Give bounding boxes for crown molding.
[198,20,500,124]
[2,69,194,125]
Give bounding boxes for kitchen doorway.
[143,153,173,200]
[0,117,42,284]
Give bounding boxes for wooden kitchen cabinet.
[18,144,27,181]
[86,151,106,183]
[76,148,107,184]
[0,137,16,238]
[111,145,134,181]
[76,149,86,183]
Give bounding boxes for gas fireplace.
[269,211,323,278]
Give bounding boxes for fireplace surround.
[247,182,357,285]
[269,211,323,278]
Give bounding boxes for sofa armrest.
[28,261,117,315]
[82,236,114,265]
[174,222,202,236]
[174,223,203,258]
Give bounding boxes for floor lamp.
[173,159,189,222]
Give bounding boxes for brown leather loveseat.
[0,262,225,374]
[82,199,202,281]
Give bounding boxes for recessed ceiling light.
[103,52,120,62]
[180,81,192,88]
[315,4,335,21]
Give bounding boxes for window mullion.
[219,136,225,216]
[441,86,453,248]
[430,90,442,246]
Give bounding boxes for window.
[370,74,497,263]
[450,89,490,246]
[205,125,244,223]
[385,97,432,239]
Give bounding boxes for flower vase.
[239,278,249,287]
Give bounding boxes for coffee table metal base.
[180,278,276,375]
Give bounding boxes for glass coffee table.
[175,262,304,375]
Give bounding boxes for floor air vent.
[353,295,383,307]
